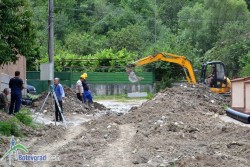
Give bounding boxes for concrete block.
[127,92,147,98]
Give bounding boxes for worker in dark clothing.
[9,71,24,115]
[81,73,93,108]
[207,65,216,87]
[54,78,65,122]
[0,88,10,112]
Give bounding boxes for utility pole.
[154,0,157,54]
[48,0,54,85]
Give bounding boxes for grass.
[23,93,41,101]
[0,108,42,137]
[15,108,33,126]
[0,117,22,137]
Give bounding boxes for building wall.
[0,56,26,93]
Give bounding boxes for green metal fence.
[27,71,155,94]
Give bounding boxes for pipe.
[225,108,250,124]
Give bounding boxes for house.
[0,55,26,93]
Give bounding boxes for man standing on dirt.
[0,88,10,112]
[81,73,93,108]
[76,76,84,103]
[9,71,24,115]
[54,78,65,122]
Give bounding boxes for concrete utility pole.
[154,0,157,54]
[48,0,54,85]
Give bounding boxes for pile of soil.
[32,86,109,114]
[51,85,250,167]
[3,85,250,167]
[113,85,250,166]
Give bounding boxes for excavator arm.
[126,52,197,84]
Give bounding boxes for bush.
[15,109,33,126]
[146,92,155,100]
[0,121,11,136]
[155,78,175,92]
[0,117,22,137]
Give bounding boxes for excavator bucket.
[126,67,144,83]
[128,71,140,83]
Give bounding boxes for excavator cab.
[200,61,231,93]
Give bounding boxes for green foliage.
[158,0,190,31]
[26,93,41,101]
[64,32,106,56]
[0,108,34,137]
[107,24,151,53]
[240,52,250,76]
[0,122,12,136]
[146,92,155,100]
[0,117,21,137]
[29,0,250,82]
[0,0,40,66]
[204,18,250,77]
[155,78,175,92]
[40,48,137,72]
[15,108,33,126]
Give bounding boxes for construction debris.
[31,86,109,114]
[2,85,250,167]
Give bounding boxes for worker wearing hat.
[81,73,93,108]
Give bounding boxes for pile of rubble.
[32,86,109,114]
[51,85,250,167]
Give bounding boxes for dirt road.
[94,124,136,167]
[2,86,250,167]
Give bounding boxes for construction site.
[1,78,250,167]
[1,0,250,167]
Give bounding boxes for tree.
[0,0,39,65]
[107,24,151,54]
[158,0,190,32]
[64,32,106,56]
[204,20,250,77]
[246,0,250,9]
[178,3,205,52]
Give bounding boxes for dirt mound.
[109,85,250,166]
[0,111,12,122]
[4,85,249,167]
[117,85,229,125]
[32,86,109,114]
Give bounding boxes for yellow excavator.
[126,52,231,93]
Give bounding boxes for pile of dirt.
[3,85,250,167]
[110,85,250,166]
[117,85,230,125]
[32,86,109,114]
[49,85,250,167]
